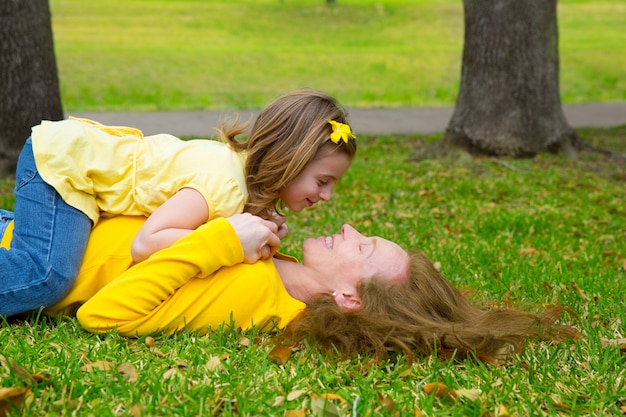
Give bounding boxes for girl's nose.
[319,189,331,201]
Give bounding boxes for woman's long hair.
[283,251,575,363]
[215,89,357,219]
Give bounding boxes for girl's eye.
[318,180,329,187]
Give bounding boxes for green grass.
[1,127,625,416]
[50,0,626,111]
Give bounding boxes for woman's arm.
[77,214,281,335]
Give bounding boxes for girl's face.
[279,151,352,212]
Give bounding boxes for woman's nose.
[341,224,357,237]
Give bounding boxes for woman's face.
[279,150,352,213]
[302,224,409,297]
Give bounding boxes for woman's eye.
[318,180,328,187]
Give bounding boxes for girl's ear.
[335,291,361,311]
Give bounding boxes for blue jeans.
[0,137,92,316]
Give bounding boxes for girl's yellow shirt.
[31,117,248,225]
[0,217,305,336]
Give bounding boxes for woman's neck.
[272,258,326,304]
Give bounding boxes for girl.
[0,89,357,317]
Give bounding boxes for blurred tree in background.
[0,0,63,178]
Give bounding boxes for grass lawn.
[50,0,626,111]
[2,0,625,414]
[1,126,625,415]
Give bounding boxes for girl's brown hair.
[284,251,575,363]
[216,89,357,219]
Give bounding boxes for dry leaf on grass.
[497,404,510,416]
[7,360,48,385]
[268,345,292,366]
[310,395,341,417]
[320,393,347,404]
[144,336,155,348]
[454,388,482,401]
[570,282,590,300]
[285,410,306,417]
[8,360,36,385]
[80,360,114,372]
[286,389,307,402]
[423,383,455,400]
[272,396,285,407]
[206,356,224,371]
[519,247,540,257]
[600,337,626,347]
[0,387,32,417]
[118,362,138,382]
[423,383,482,402]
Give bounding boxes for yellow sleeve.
[0,220,14,249]
[76,217,244,335]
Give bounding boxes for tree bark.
[0,0,63,177]
[442,0,578,158]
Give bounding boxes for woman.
[1,214,572,363]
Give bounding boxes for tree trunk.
[443,0,578,158]
[0,0,63,178]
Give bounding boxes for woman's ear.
[335,291,361,311]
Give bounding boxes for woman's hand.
[269,212,289,240]
[226,213,281,263]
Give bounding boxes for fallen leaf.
[80,361,114,372]
[454,388,482,401]
[287,389,306,401]
[379,394,395,413]
[118,362,138,382]
[600,337,626,348]
[8,360,36,385]
[150,347,166,357]
[310,395,341,417]
[553,402,571,411]
[52,398,81,410]
[570,282,590,300]
[497,404,510,416]
[320,393,347,404]
[129,404,142,417]
[144,336,155,348]
[272,396,285,407]
[206,356,224,372]
[285,410,306,417]
[519,247,540,257]
[0,387,32,417]
[268,345,292,366]
[163,367,179,380]
[423,383,456,400]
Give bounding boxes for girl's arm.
[131,188,209,262]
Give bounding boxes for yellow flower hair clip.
[328,119,356,144]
